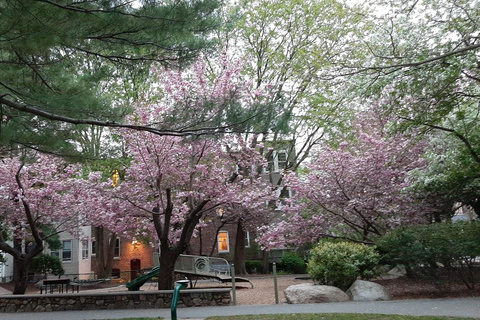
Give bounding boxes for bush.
[245,260,263,274]
[28,254,64,278]
[281,253,306,274]
[307,241,379,291]
[377,221,480,290]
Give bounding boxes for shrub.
[281,253,306,274]
[377,221,480,290]
[28,254,64,278]
[307,241,379,291]
[245,260,263,274]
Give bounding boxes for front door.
[130,259,141,281]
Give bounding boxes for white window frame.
[62,240,72,262]
[245,231,250,248]
[217,231,230,253]
[81,239,89,260]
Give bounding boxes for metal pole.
[171,280,189,320]
[273,262,279,304]
[231,264,236,305]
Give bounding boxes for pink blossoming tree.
[0,154,86,294]
[259,109,433,248]
[99,56,274,289]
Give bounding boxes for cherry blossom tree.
[0,154,86,294]
[89,56,275,289]
[106,131,272,289]
[259,109,435,249]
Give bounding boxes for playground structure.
[126,254,253,291]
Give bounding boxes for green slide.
[126,266,160,291]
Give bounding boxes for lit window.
[82,240,89,260]
[62,240,72,262]
[218,231,229,253]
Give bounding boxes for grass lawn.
[205,315,477,320]
[98,315,477,320]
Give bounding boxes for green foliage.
[0,0,221,156]
[245,260,263,274]
[38,225,62,251]
[280,253,306,274]
[377,221,480,289]
[28,254,64,278]
[206,313,476,320]
[307,241,380,291]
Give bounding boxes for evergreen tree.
[0,0,221,155]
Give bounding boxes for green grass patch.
[98,318,163,320]
[205,314,477,320]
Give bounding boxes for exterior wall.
[0,242,14,282]
[48,227,93,280]
[188,218,262,262]
[92,235,155,281]
[77,227,93,280]
[0,289,231,313]
[111,237,155,281]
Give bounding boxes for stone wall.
[0,288,231,313]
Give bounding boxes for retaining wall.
[0,288,231,313]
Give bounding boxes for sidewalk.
[1,297,480,320]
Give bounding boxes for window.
[82,240,89,260]
[50,249,60,259]
[266,150,288,172]
[245,231,250,248]
[91,240,96,256]
[217,231,229,253]
[62,240,72,262]
[114,238,120,258]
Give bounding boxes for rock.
[387,265,407,277]
[346,280,392,301]
[284,283,350,304]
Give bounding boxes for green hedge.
[377,221,480,289]
[245,260,263,274]
[280,253,306,274]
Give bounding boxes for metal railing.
[174,254,231,277]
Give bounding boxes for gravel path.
[188,274,313,305]
[86,274,313,305]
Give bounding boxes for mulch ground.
[373,277,480,300]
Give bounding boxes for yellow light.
[112,169,120,187]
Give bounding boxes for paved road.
[1,298,480,320]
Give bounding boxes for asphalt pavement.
[1,297,480,320]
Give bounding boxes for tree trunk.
[233,220,247,275]
[94,227,116,279]
[12,255,29,294]
[95,227,107,279]
[12,239,28,295]
[104,233,117,278]
[157,250,179,290]
[262,250,269,274]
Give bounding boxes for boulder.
[284,283,350,304]
[346,280,392,301]
[387,265,407,278]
